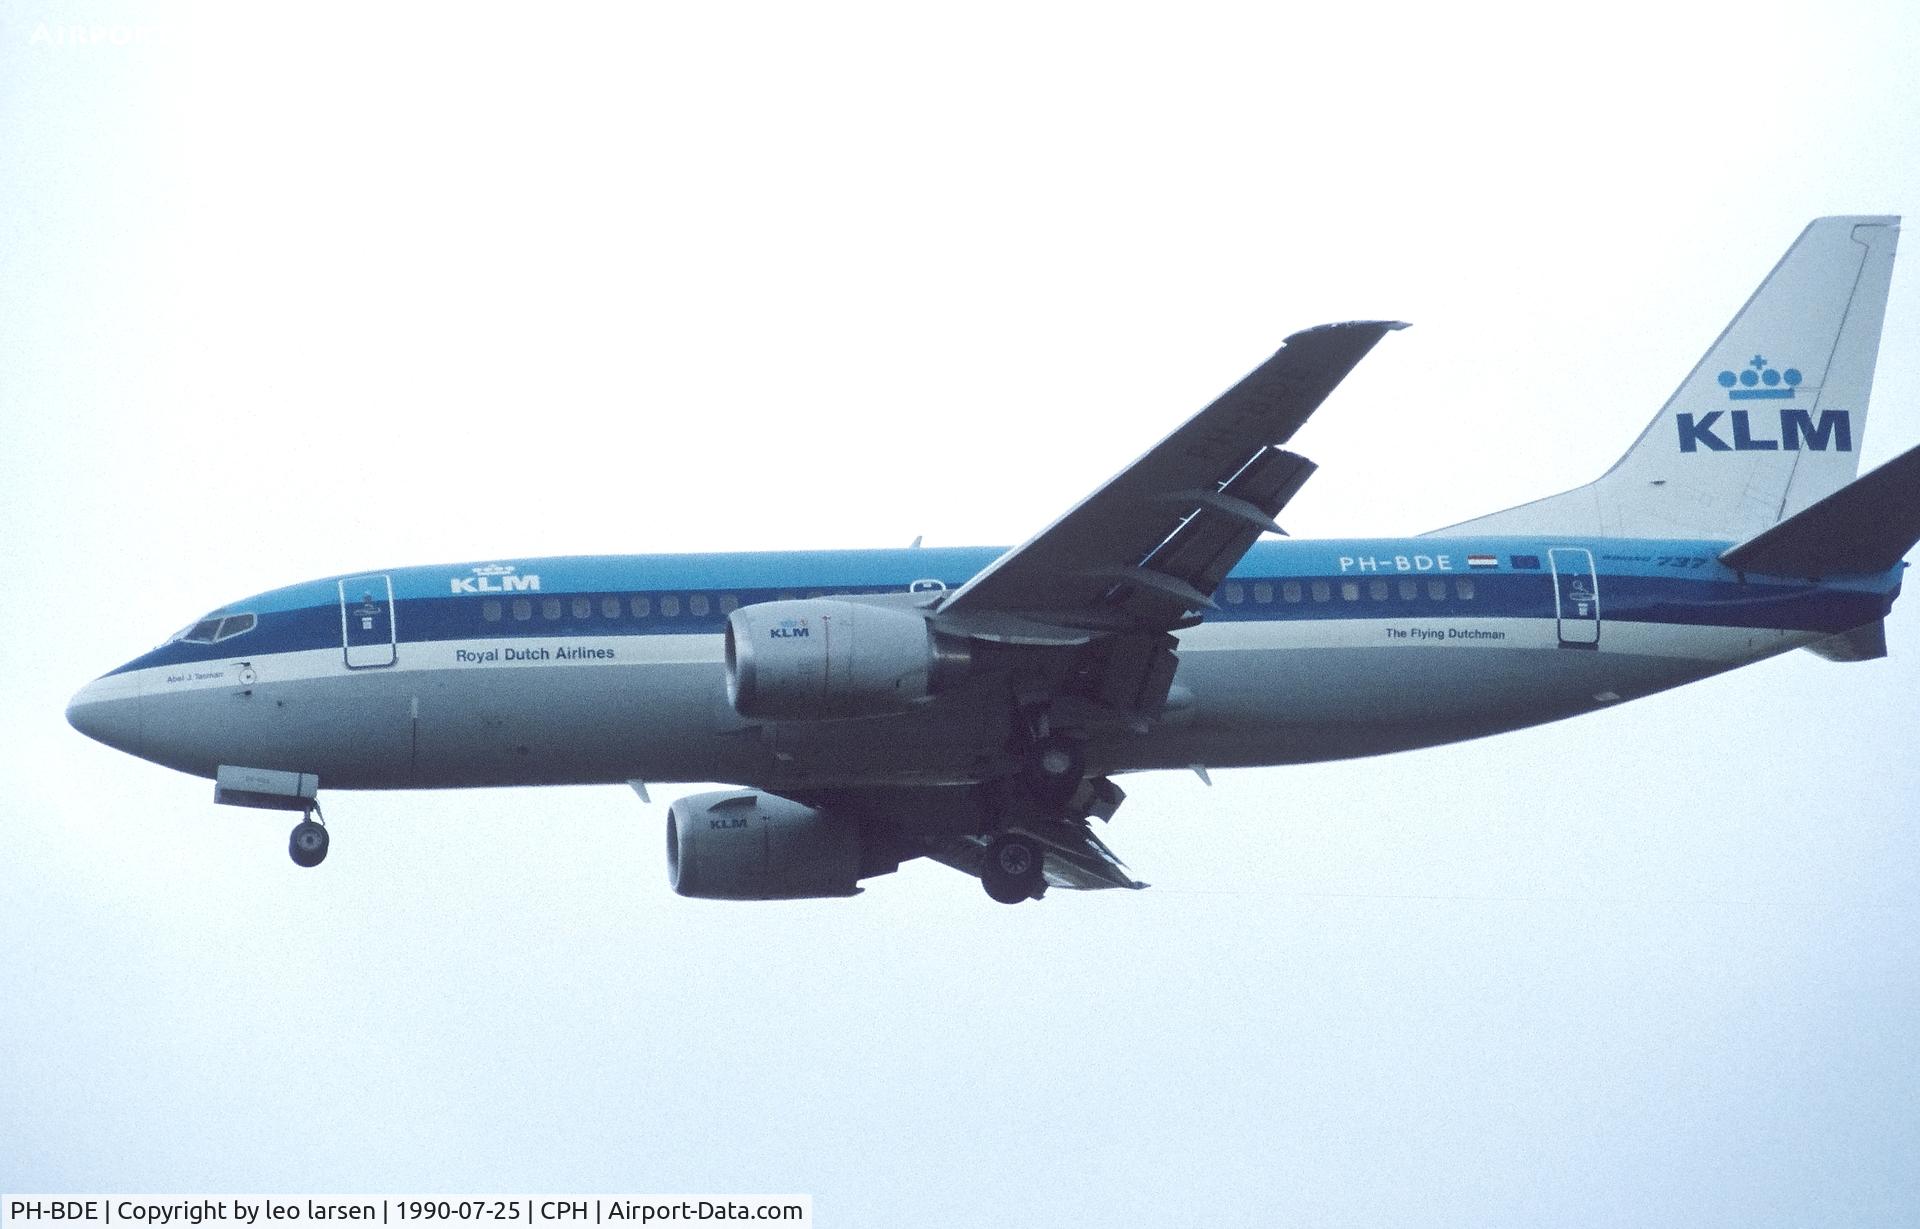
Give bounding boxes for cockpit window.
[215,614,256,641]
[169,613,257,645]
[182,618,224,644]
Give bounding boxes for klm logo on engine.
[770,618,809,640]
[449,563,542,595]
[1678,356,1850,453]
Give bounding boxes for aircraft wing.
[937,321,1404,632]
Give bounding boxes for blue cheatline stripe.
[109,570,1895,676]
[203,538,1766,615]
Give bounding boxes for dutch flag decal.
[1466,554,1498,569]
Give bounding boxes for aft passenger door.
[1548,548,1600,648]
[339,574,398,668]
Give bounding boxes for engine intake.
[666,789,861,900]
[725,598,969,720]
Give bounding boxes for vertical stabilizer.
[1435,217,1899,539]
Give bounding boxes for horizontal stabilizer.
[1804,620,1888,662]
[1720,441,1920,578]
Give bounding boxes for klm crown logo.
[449,562,541,594]
[1681,347,1843,453]
[1718,355,1801,400]
[1680,350,1848,454]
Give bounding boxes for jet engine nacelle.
[724,598,969,720]
[665,789,862,900]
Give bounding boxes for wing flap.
[1125,447,1318,623]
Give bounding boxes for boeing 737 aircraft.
[68,217,1920,903]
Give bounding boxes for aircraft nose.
[67,672,145,757]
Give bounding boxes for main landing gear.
[976,707,1091,904]
[982,832,1047,904]
[1021,731,1086,811]
[288,806,329,868]
[1009,704,1088,810]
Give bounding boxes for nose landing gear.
[288,807,329,868]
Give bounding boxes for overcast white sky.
[4,3,1918,1224]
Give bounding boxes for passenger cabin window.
[1341,581,1360,602]
[689,594,710,617]
[1311,581,1331,602]
[1368,580,1389,601]
[661,595,680,618]
[1456,578,1476,600]
[572,597,593,619]
[1398,579,1418,601]
[1253,582,1273,604]
[542,598,562,620]
[719,595,739,614]
[512,598,532,621]
[601,596,621,619]
[1427,579,1447,601]
[1224,583,1244,604]
[483,600,503,622]
[1282,581,1302,603]
[630,596,651,618]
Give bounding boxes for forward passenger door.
[339,574,398,668]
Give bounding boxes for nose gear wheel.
[288,806,329,868]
